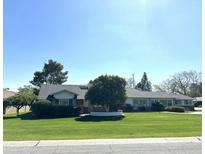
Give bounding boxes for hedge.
[165,106,185,112]
[151,102,165,111]
[31,100,80,118]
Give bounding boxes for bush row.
[123,102,194,113]
[123,102,164,112]
[31,100,80,118]
[165,106,185,112]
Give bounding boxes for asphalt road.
[4,142,202,154]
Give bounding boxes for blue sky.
[4,0,201,90]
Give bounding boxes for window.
[159,100,167,106]
[133,99,146,106]
[184,100,190,105]
[59,99,69,105]
[174,100,181,106]
[167,100,172,106]
[69,99,73,106]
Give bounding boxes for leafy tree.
[85,75,127,112]
[18,85,38,106]
[30,59,68,87]
[135,72,152,91]
[7,91,37,116]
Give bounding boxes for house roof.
[193,97,202,102]
[38,84,88,100]
[126,88,193,100]
[38,84,193,100]
[3,90,16,99]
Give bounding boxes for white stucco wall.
[125,98,133,105]
[53,91,75,99]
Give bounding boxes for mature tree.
[85,75,127,112]
[30,59,68,87]
[154,78,177,93]
[154,70,202,97]
[135,72,152,91]
[18,85,34,93]
[6,91,37,116]
[18,85,38,105]
[189,82,202,98]
[30,71,45,87]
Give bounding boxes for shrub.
[138,106,146,111]
[165,106,185,112]
[123,104,133,112]
[182,105,195,111]
[151,102,165,111]
[31,100,80,118]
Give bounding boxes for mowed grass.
[3,112,201,141]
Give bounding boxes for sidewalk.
[4,137,202,147]
[161,111,202,114]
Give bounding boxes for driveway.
[4,137,202,154]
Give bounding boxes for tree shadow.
[3,112,36,120]
[3,115,18,120]
[75,115,125,122]
[4,112,79,120]
[19,112,38,120]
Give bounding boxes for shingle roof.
[193,97,202,101]
[38,84,193,100]
[38,84,88,100]
[3,90,16,99]
[126,88,193,100]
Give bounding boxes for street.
[4,137,202,154]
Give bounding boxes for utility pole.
[132,73,135,88]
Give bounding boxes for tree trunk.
[16,108,20,117]
[104,105,110,112]
[3,107,6,114]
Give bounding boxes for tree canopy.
[5,89,37,116]
[135,72,152,91]
[85,75,127,112]
[154,70,202,97]
[30,59,68,87]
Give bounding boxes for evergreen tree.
[135,72,152,91]
[30,59,68,87]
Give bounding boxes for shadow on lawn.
[3,112,37,120]
[4,112,125,121]
[4,112,80,120]
[75,115,124,122]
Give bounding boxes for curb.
[3,137,202,147]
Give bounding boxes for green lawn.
[3,112,201,141]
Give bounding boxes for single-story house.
[38,84,193,113]
[193,97,202,107]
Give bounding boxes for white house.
[38,84,193,113]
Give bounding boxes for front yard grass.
[3,112,201,141]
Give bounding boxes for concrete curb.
[161,111,202,114]
[4,137,202,147]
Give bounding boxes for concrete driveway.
[4,137,202,154]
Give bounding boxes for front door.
[77,99,84,114]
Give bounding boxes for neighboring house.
[3,90,30,114]
[125,88,193,110]
[38,84,193,113]
[193,97,202,107]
